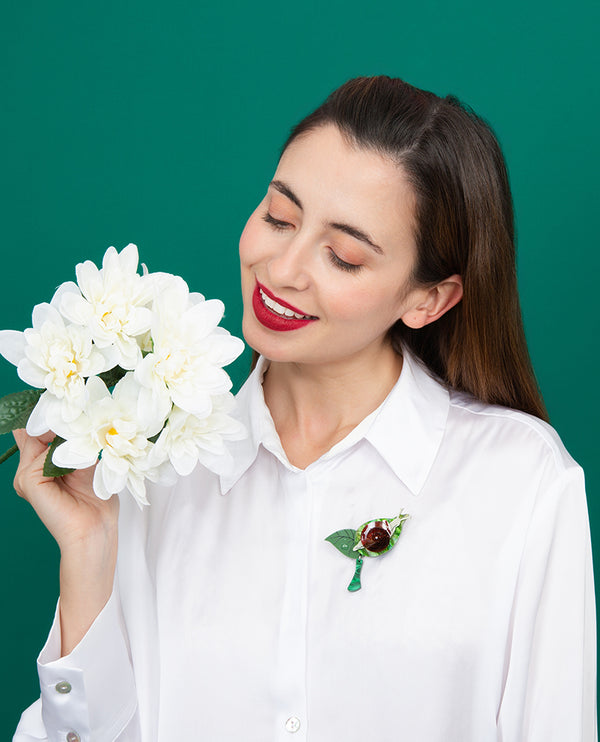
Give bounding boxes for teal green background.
[1,0,598,733]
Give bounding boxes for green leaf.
[325,528,358,559]
[97,366,127,388]
[0,389,43,434]
[43,437,75,477]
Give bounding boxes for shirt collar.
[219,349,449,496]
[363,350,449,495]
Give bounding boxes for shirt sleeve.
[13,585,140,742]
[497,463,597,742]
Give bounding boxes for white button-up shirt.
[14,351,597,741]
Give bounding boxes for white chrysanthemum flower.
[0,291,118,435]
[50,374,174,507]
[151,393,245,476]
[0,243,248,506]
[59,244,157,370]
[135,275,244,416]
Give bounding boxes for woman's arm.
[11,429,140,741]
[14,588,139,742]
[497,464,597,741]
[12,428,119,655]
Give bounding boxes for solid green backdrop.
[1,0,598,734]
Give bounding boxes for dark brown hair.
[279,76,547,420]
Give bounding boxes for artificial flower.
[0,244,246,506]
[59,243,156,369]
[50,374,174,507]
[0,292,117,435]
[150,393,245,477]
[135,275,244,416]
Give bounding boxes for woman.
[14,77,596,741]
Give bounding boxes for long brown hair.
[279,76,547,420]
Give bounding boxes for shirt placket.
[273,465,312,741]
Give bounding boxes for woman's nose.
[267,235,311,290]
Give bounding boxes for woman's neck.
[262,344,403,469]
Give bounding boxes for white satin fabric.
[14,351,596,741]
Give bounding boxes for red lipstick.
[252,282,318,332]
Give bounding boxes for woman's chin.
[242,314,303,363]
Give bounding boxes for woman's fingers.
[13,444,53,501]
[12,428,31,450]
[12,429,53,481]
[13,428,55,448]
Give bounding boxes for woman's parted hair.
[281,76,547,420]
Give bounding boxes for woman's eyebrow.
[269,179,383,255]
[270,180,303,209]
[329,222,383,254]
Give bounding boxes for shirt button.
[55,681,72,694]
[285,716,301,733]
[66,733,80,742]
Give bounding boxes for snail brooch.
[325,512,409,592]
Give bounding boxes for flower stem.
[0,443,19,465]
[347,554,364,592]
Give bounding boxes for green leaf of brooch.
[325,512,409,592]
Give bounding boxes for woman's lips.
[252,282,318,332]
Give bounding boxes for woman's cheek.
[328,286,378,322]
[239,213,264,266]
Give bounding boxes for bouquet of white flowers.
[0,244,246,507]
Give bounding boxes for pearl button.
[55,681,72,694]
[285,716,301,733]
[66,733,80,742]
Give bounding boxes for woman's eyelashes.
[262,211,363,273]
[262,211,290,231]
[327,249,362,273]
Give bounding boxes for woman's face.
[239,124,423,368]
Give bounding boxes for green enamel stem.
[347,554,364,592]
[0,443,18,465]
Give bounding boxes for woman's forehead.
[273,125,416,246]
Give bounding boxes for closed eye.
[262,212,292,231]
[328,249,362,273]
[263,210,362,273]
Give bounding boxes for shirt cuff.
[37,588,137,742]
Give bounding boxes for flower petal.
[17,358,47,388]
[170,387,213,417]
[205,331,245,366]
[59,292,93,325]
[125,472,150,508]
[31,302,63,330]
[75,260,103,302]
[100,453,129,494]
[183,300,224,340]
[118,243,140,275]
[84,375,111,405]
[51,281,81,311]
[25,393,53,436]
[123,306,152,337]
[52,437,100,469]
[93,463,112,499]
[0,330,26,366]
[171,447,198,477]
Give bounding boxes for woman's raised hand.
[12,429,119,550]
[13,428,119,655]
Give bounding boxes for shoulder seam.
[448,398,573,472]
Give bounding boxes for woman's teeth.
[259,288,313,319]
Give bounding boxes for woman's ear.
[399,275,463,329]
